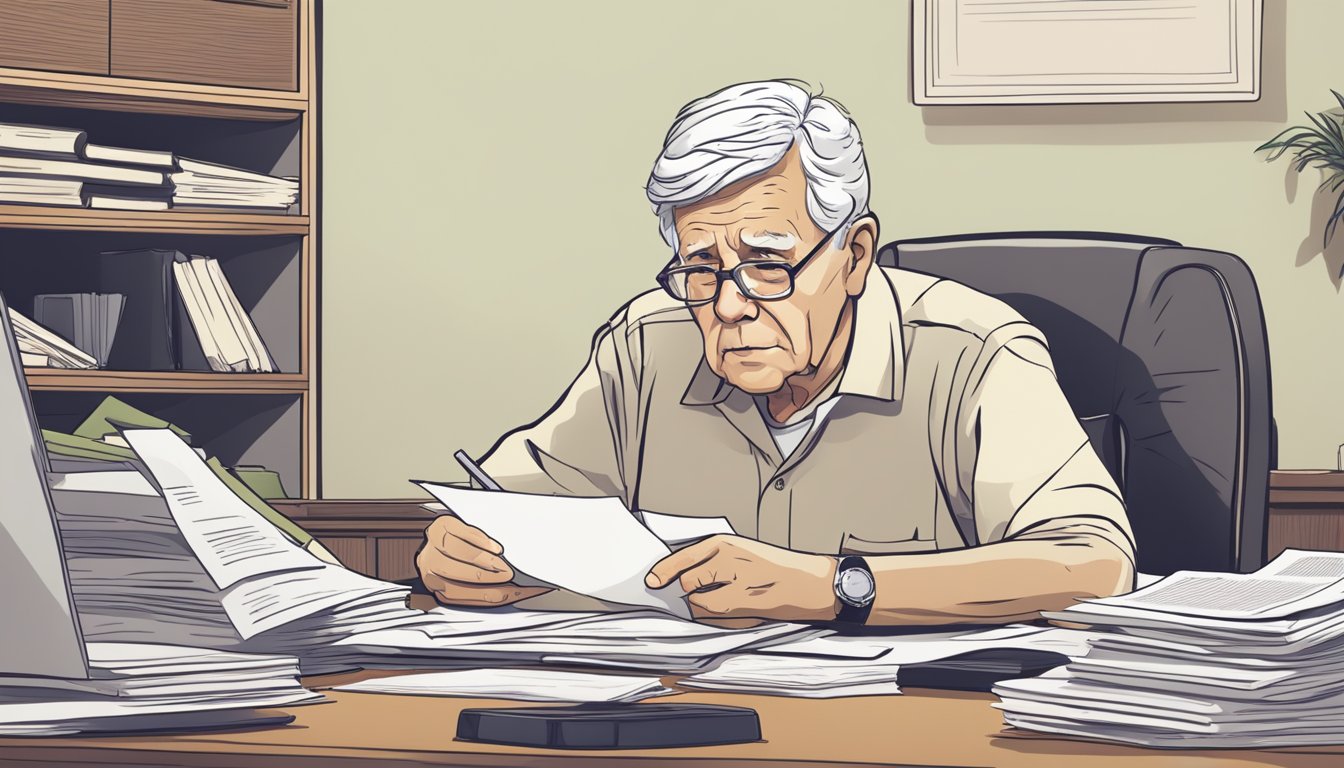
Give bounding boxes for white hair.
[646,80,870,253]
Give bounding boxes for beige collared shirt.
[481,266,1135,568]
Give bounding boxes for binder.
[98,248,204,371]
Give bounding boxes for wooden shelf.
[0,0,318,495]
[0,69,305,121]
[24,369,308,394]
[0,205,308,236]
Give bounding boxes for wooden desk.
[10,485,1344,766]
[275,470,1344,582]
[3,673,1342,767]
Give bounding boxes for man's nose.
[713,279,758,324]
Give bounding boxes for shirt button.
[774,478,786,491]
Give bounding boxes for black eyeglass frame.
[655,214,870,306]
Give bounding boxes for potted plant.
[1256,91,1344,247]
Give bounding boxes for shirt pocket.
[840,532,938,556]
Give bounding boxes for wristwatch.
[833,556,876,624]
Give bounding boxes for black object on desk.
[900,648,1068,691]
[457,703,761,749]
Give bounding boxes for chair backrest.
[879,232,1274,575]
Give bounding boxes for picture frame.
[911,0,1263,105]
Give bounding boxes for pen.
[454,449,503,491]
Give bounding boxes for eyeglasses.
[656,221,847,306]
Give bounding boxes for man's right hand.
[416,515,553,607]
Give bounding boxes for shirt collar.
[681,268,907,406]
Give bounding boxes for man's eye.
[687,251,715,263]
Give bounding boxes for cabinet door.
[0,0,109,76]
[110,0,298,90]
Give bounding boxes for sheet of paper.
[417,483,690,619]
[123,429,321,590]
[638,510,735,547]
[335,668,675,703]
[50,470,158,496]
[221,564,406,640]
[1087,550,1344,621]
[756,625,1096,662]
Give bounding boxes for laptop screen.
[0,293,88,679]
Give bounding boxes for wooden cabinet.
[0,0,318,495]
[111,0,299,91]
[0,0,109,75]
[270,500,435,582]
[1267,471,1344,559]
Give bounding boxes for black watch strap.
[835,555,874,625]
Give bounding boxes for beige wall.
[321,0,1344,497]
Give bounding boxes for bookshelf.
[0,0,319,497]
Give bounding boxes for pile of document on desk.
[53,427,817,678]
[0,644,320,736]
[682,625,1094,698]
[994,549,1344,748]
[52,428,443,676]
[331,604,811,674]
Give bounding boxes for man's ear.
[842,214,880,297]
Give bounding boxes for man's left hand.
[645,535,839,622]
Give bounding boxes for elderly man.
[417,80,1135,626]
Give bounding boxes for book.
[6,307,97,369]
[84,143,175,169]
[0,122,85,156]
[172,254,275,373]
[172,157,299,210]
[203,255,275,372]
[86,195,170,211]
[0,155,166,186]
[98,249,202,371]
[0,177,84,206]
[33,293,126,368]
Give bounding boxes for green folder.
[73,396,190,441]
[45,396,314,547]
[232,466,290,500]
[42,429,137,462]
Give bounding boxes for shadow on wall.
[916,0,1288,146]
[1285,165,1344,289]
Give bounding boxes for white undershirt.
[755,376,845,460]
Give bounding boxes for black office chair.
[879,232,1274,576]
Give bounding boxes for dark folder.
[99,248,203,371]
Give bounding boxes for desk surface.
[2,671,1342,768]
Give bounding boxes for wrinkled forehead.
[672,158,812,255]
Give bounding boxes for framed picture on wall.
[911,0,1262,105]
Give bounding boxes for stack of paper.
[994,549,1344,748]
[335,668,676,704]
[0,123,173,210]
[7,307,96,369]
[172,158,299,211]
[51,429,442,676]
[0,643,321,736]
[0,177,83,206]
[0,123,287,212]
[33,293,126,368]
[683,626,1093,698]
[333,604,812,674]
[171,253,276,372]
[51,428,813,678]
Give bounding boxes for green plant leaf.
[1326,191,1344,249]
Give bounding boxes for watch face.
[838,568,875,603]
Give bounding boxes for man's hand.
[645,535,839,622]
[417,515,553,607]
